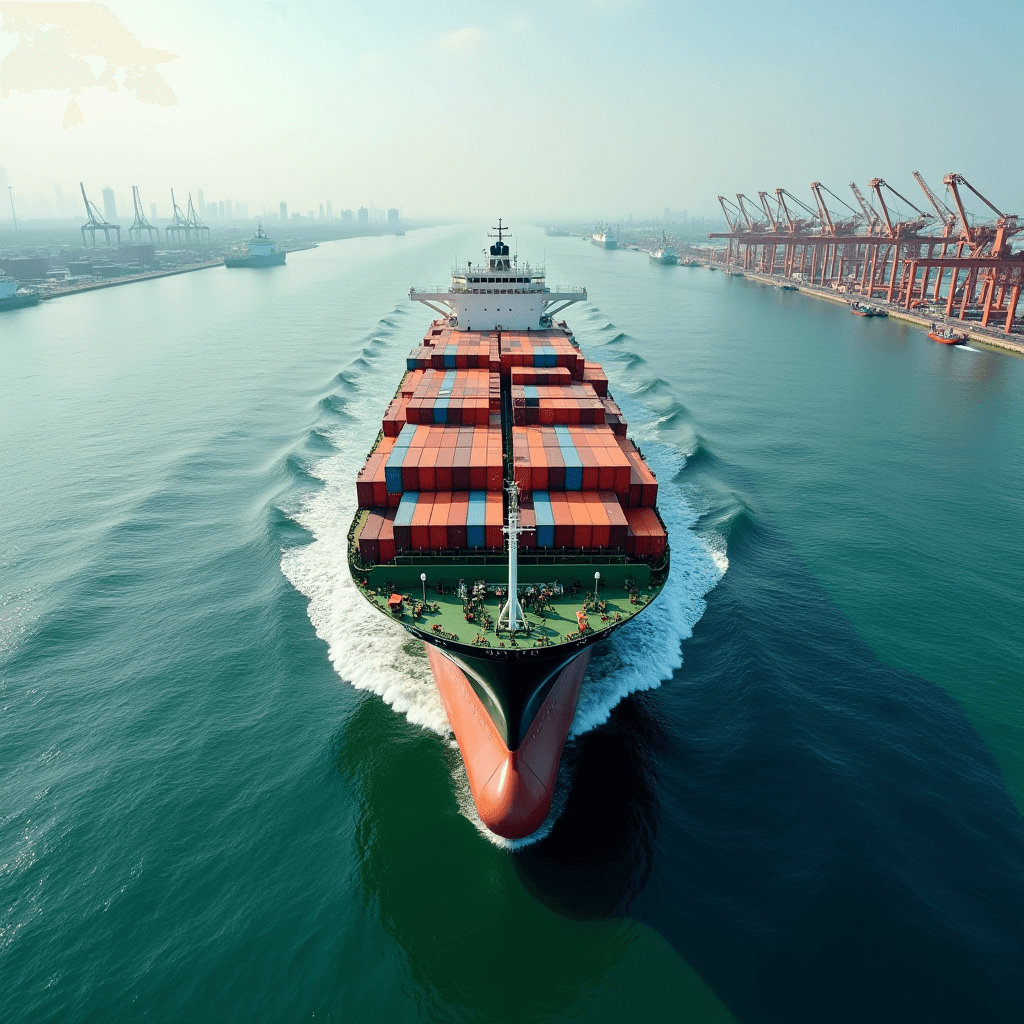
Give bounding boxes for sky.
[0,0,1022,223]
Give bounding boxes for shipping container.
[411,495,433,551]
[449,491,469,549]
[533,491,555,547]
[393,492,418,550]
[358,511,383,562]
[428,492,450,550]
[485,492,503,548]
[467,490,487,548]
[379,509,397,563]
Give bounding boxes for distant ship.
[0,272,40,310]
[224,224,286,268]
[544,226,571,237]
[927,323,968,345]
[649,234,677,265]
[591,225,617,249]
[850,301,887,317]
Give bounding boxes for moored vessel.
[224,223,286,268]
[850,301,887,317]
[348,222,669,840]
[0,272,40,311]
[591,224,618,249]
[649,234,678,265]
[927,323,968,344]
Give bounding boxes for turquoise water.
[1,227,1021,1022]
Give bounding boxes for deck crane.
[912,172,958,237]
[868,179,931,237]
[849,182,883,234]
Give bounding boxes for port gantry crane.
[902,173,1024,328]
[128,185,159,244]
[165,189,192,245]
[185,193,209,243]
[79,182,120,246]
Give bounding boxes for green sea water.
[1,226,1021,1022]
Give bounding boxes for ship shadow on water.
[514,510,1024,1024]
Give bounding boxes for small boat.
[776,282,798,291]
[927,324,969,345]
[850,301,887,317]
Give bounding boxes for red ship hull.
[426,643,591,839]
[928,331,966,345]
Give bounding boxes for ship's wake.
[280,307,725,848]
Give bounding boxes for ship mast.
[498,482,532,632]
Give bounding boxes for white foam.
[280,314,725,847]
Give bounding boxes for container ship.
[348,222,669,840]
[224,223,286,268]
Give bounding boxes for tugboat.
[850,301,887,317]
[349,221,669,840]
[0,272,40,311]
[927,323,969,345]
[224,223,286,268]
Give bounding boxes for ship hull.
[0,292,40,311]
[928,331,965,345]
[224,252,286,268]
[426,642,591,840]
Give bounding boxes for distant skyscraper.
[326,200,333,220]
[341,209,353,225]
[102,187,117,222]
[224,199,233,220]
[357,206,369,226]
[218,201,225,220]
[318,203,324,220]
[386,208,400,228]
[280,201,288,223]
[150,202,158,221]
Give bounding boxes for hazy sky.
[1,0,1022,222]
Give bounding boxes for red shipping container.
[587,494,611,549]
[356,452,379,508]
[550,493,573,547]
[519,503,536,549]
[435,445,454,491]
[429,492,450,550]
[602,493,629,549]
[453,446,471,490]
[378,509,397,563]
[417,446,437,492]
[566,492,592,549]
[469,456,487,491]
[411,497,432,550]
[448,492,469,549]
[358,512,382,562]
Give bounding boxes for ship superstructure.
[349,222,669,839]
[0,272,40,311]
[591,224,618,249]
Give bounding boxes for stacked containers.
[510,366,572,387]
[529,491,630,550]
[582,363,609,397]
[356,436,396,508]
[615,436,659,507]
[385,423,503,495]
[624,507,668,558]
[512,426,630,499]
[358,509,398,563]
[404,369,496,426]
[499,333,581,376]
[510,384,605,425]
